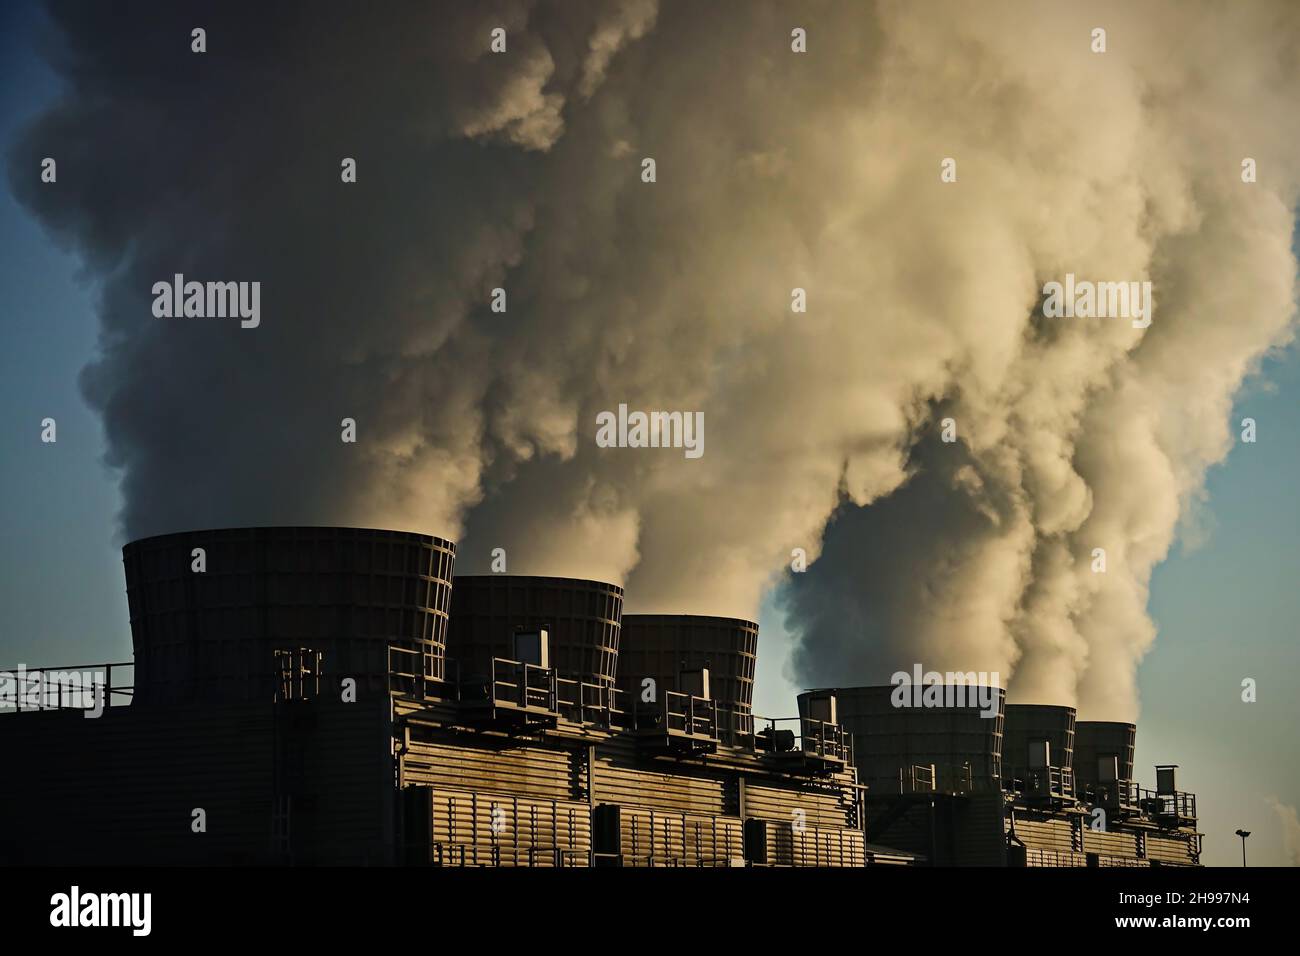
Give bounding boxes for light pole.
[1234,829,1251,867]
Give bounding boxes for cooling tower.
[1002,703,1077,795]
[618,614,758,712]
[1074,721,1137,786]
[123,527,456,704]
[833,684,1005,793]
[446,576,623,687]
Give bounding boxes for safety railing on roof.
[389,650,859,770]
[1081,778,1138,809]
[1135,785,1197,822]
[715,706,756,748]
[0,662,133,714]
[485,658,558,713]
[1006,765,1075,799]
[555,676,621,727]
[798,716,852,762]
[387,645,439,700]
[752,715,852,766]
[662,690,717,738]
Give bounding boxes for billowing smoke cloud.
[10,1,1299,720]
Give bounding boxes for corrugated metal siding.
[1082,826,1139,859]
[1015,817,1078,853]
[1146,832,1199,865]
[617,807,743,866]
[794,826,865,867]
[1026,848,1088,866]
[744,782,856,828]
[750,819,865,867]
[426,789,591,867]
[593,761,728,815]
[402,738,579,801]
[1013,813,1198,866]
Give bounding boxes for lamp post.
[1234,829,1251,867]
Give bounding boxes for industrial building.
[0,527,1199,867]
[838,690,1202,866]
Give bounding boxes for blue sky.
[1,1,1295,866]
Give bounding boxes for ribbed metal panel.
[1012,815,1198,866]
[1025,848,1088,867]
[1003,703,1076,778]
[743,783,857,829]
[747,819,865,867]
[592,761,728,815]
[1145,833,1199,865]
[614,807,743,867]
[123,527,455,703]
[447,576,623,687]
[792,827,866,867]
[1083,827,1140,859]
[425,789,591,867]
[618,615,758,712]
[1013,817,1077,854]
[1074,721,1137,785]
[833,685,1005,792]
[402,739,579,802]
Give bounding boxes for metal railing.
[1006,765,1075,799]
[387,645,442,700]
[1136,785,1197,822]
[1081,778,1138,809]
[486,658,558,713]
[662,691,717,738]
[555,677,621,728]
[716,706,756,748]
[797,716,851,762]
[751,715,852,765]
[0,662,134,714]
[387,650,859,775]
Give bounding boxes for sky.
[1,1,1297,867]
